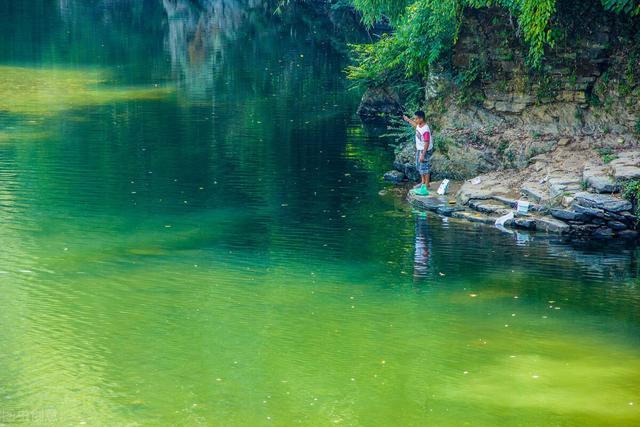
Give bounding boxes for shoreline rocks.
[402,175,638,241]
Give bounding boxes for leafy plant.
[536,74,560,101]
[622,179,640,217]
[434,135,453,157]
[454,58,486,105]
[581,180,589,191]
[345,0,639,87]
[497,139,509,154]
[596,147,618,163]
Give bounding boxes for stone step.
[574,192,632,213]
[468,199,511,215]
[521,181,550,203]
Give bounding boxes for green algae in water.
[2,256,639,426]
[0,2,639,426]
[0,65,173,117]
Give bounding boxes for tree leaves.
[347,0,639,86]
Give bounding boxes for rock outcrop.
[356,87,403,120]
[361,8,638,168]
[364,7,639,242]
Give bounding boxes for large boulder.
[547,174,582,198]
[582,162,619,193]
[534,216,570,233]
[521,181,550,203]
[383,170,405,184]
[357,87,403,120]
[456,176,512,205]
[550,208,587,222]
[574,192,632,212]
[609,151,640,182]
[592,227,615,240]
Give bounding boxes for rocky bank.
[364,7,640,241]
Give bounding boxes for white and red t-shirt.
[415,124,432,152]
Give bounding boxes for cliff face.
[450,6,638,133]
[366,6,639,183]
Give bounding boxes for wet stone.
[550,209,587,222]
[572,204,607,218]
[608,221,627,231]
[571,224,600,234]
[592,227,614,240]
[618,230,639,240]
[620,211,638,222]
[574,192,632,213]
[436,206,465,216]
[451,211,496,224]
[469,200,510,215]
[535,217,570,233]
[514,218,536,230]
[383,170,405,184]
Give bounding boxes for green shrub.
[346,0,639,87]
[596,147,618,163]
[434,135,453,157]
[622,179,640,217]
[454,57,489,105]
[497,140,509,155]
[536,74,560,101]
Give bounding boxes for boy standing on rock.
[403,110,433,196]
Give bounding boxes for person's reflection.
[414,213,432,279]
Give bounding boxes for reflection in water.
[162,0,267,97]
[413,214,431,279]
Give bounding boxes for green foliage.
[496,139,509,154]
[381,114,419,151]
[602,0,640,15]
[587,92,602,107]
[434,134,453,157]
[622,179,640,217]
[535,74,561,101]
[454,58,489,105]
[347,0,463,85]
[347,0,639,86]
[596,147,618,163]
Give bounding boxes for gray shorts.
[416,150,432,176]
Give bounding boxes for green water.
[1,1,640,426]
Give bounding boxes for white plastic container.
[516,200,530,215]
[437,179,450,195]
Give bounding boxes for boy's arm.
[402,115,417,129]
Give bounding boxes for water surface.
[1,1,639,426]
